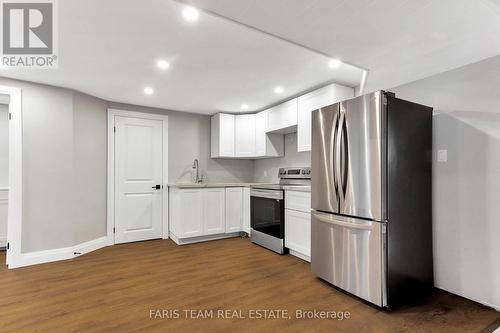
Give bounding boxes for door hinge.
[6,242,9,250]
[113,227,116,234]
[8,113,12,120]
[114,126,116,133]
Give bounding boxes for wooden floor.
[0,238,498,333]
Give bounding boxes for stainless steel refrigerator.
[311,91,433,307]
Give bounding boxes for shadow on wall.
[433,110,500,308]
[253,133,311,183]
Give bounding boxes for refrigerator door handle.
[335,112,345,205]
[331,111,340,204]
[341,114,349,198]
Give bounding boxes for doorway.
[0,85,22,268]
[0,96,9,250]
[107,109,169,245]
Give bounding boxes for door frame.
[107,109,169,245]
[0,85,23,268]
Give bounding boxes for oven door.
[250,189,284,239]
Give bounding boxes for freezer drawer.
[311,211,386,307]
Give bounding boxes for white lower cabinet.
[285,210,311,261]
[170,187,248,244]
[203,188,226,235]
[178,189,203,238]
[285,190,311,261]
[225,187,243,233]
[242,187,251,234]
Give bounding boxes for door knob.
[152,185,161,190]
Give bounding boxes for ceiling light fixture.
[328,59,342,69]
[157,59,170,70]
[241,104,249,110]
[143,87,154,95]
[274,86,284,94]
[182,6,200,22]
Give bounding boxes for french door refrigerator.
[311,91,433,307]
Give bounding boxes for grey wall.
[109,102,255,184]
[390,55,500,309]
[0,77,108,253]
[254,133,310,183]
[0,103,8,187]
[72,93,108,245]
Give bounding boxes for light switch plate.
[437,149,448,162]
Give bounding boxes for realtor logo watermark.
[1,0,58,68]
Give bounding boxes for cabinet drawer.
[285,190,311,212]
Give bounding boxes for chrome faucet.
[192,159,202,183]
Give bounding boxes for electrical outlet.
[437,149,448,162]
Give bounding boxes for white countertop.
[168,182,266,189]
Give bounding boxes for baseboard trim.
[10,236,108,269]
[289,249,310,262]
[169,232,241,245]
[435,285,500,312]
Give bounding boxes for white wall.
[254,133,310,182]
[390,55,500,310]
[109,102,255,184]
[0,77,108,253]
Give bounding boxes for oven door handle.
[250,189,283,200]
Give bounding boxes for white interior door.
[114,116,163,244]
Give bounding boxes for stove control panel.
[278,167,311,179]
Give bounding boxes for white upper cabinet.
[211,113,235,158]
[255,111,267,156]
[297,84,354,152]
[255,110,284,158]
[210,83,353,158]
[266,98,298,133]
[235,114,256,157]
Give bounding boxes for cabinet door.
[203,188,225,235]
[255,111,267,156]
[266,98,298,133]
[225,187,243,233]
[285,209,311,260]
[297,84,354,152]
[242,187,251,234]
[220,114,235,157]
[211,113,235,158]
[235,114,256,157]
[181,189,203,238]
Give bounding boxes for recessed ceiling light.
[328,59,342,69]
[241,104,249,110]
[274,86,284,94]
[157,59,170,70]
[182,6,200,22]
[144,87,154,95]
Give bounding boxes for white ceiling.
[0,0,363,114]
[187,0,500,92]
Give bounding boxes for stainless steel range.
[250,167,311,254]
